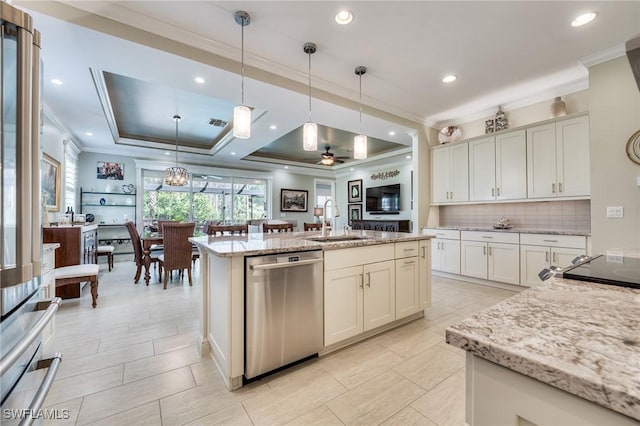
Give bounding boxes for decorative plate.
[438,125,462,144]
[85,213,95,223]
[626,129,640,165]
[99,197,106,206]
[122,184,135,194]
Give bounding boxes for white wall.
[271,170,328,229]
[588,56,640,253]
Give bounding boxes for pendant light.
[303,42,318,151]
[353,66,368,160]
[233,10,251,139]
[165,114,189,186]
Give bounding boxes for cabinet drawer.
[395,241,419,258]
[324,244,395,271]
[42,250,55,275]
[461,231,519,244]
[520,234,586,249]
[423,228,460,240]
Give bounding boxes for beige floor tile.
[411,368,465,426]
[326,369,425,425]
[45,364,123,407]
[190,359,224,387]
[373,324,444,359]
[154,331,199,354]
[123,345,203,383]
[76,367,195,425]
[48,336,101,360]
[285,405,344,426]
[242,368,347,425]
[97,324,178,352]
[183,403,253,426]
[84,401,161,426]
[43,397,83,426]
[317,341,403,389]
[381,406,436,426]
[56,341,154,380]
[392,344,464,391]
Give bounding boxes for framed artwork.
[42,153,61,212]
[280,189,308,212]
[97,161,124,180]
[348,204,362,225]
[348,179,363,203]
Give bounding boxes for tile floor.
[43,258,517,425]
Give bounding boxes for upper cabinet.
[432,143,469,204]
[469,130,527,202]
[526,115,590,199]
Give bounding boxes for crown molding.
[578,43,626,68]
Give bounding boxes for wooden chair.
[208,224,249,236]
[263,223,294,233]
[202,220,221,234]
[303,222,323,231]
[54,264,99,308]
[96,245,114,271]
[158,222,195,290]
[125,221,160,284]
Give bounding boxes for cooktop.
[563,255,640,289]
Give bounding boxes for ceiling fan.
[317,145,349,166]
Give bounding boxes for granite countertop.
[425,226,591,236]
[44,224,99,231]
[446,278,640,421]
[43,243,60,252]
[190,230,430,257]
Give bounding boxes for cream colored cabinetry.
[460,231,520,285]
[41,244,58,351]
[526,115,590,199]
[432,144,469,204]
[395,241,420,320]
[469,130,527,201]
[425,228,461,274]
[418,240,431,309]
[520,234,587,287]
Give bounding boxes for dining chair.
[125,221,160,284]
[157,220,178,234]
[303,222,323,231]
[202,220,221,234]
[263,223,294,233]
[208,224,249,236]
[158,222,195,290]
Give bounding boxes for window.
[63,141,79,211]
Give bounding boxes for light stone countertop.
[424,226,591,236]
[42,243,60,252]
[446,277,640,421]
[190,230,430,257]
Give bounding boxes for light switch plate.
[606,206,624,218]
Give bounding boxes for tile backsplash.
[439,200,591,232]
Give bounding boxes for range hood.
[627,34,640,92]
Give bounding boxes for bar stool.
[97,245,115,271]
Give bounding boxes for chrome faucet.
[321,199,340,237]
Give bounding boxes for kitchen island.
[190,230,432,390]
[446,277,640,425]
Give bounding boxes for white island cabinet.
[190,230,432,390]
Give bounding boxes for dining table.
[141,230,204,285]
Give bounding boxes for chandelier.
[165,114,188,186]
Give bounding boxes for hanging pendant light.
[303,42,318,151]
[353,65,368,160]
[165,114,189,186]
[233,10,251,139]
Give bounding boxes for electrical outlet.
[606,206,624,218]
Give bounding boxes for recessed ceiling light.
[571,12,597,27]
[442,75,457,83]
[335,9,353,25]
[349,167,354,171]
[165,152,171,156]
[406,155,411,159]
[194,77,205,84]
[269,124,277,130]
[85,132,93,136]
[51,78,63,85]
[230,152,237,156]
[284,166,289,169]
[388,131,396,136]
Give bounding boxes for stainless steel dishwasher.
[245,250,323,380]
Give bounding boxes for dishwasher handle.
[250,257,323,271]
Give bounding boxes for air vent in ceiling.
[209,118,229,127]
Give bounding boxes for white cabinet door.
[552,247,585,267]
[395,257,420,320]
[527,123,557,198]
[488,243,520,285]
[556,116,590,197]
[469,136,496,201]
[450,143,469,202]
[496,130,527,200]
[324,266,364,346]
[520,245,551,287]
[441,239,461,274]
[431,238,442,271]
[363,260,395,331]
[461,241,487,279]
[432,148,451,204]
[418,240,431,309]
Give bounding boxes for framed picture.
[97,161,124,180]
[347,204,362,225]
[280,189,308,212]
[41,153,61,212]
[348,179,363,203]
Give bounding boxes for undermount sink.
[305,235,366,242]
